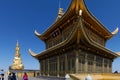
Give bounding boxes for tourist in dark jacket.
[12,73,16,80]
[8,73,12,80]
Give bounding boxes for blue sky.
[0,0,120,72]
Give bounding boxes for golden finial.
[16,40,20,51]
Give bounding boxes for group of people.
[8,72,28,80]
[0,73,4,80]
[8,72,17,80]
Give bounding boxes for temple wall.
[78,50,112,73]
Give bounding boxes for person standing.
[8,73,12,80]
[12,73,16,80]
[23,72,28,80]
[1,73,4,80]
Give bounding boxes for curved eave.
[117,52,120,56]
[79,17,119,59]
[34,30,46,41]
[83,1,118,39]
[29,22,79,60]
[81,0,113,39]
[111,27,119,37]
[28,49,38,59]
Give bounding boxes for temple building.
[9,41,24,70]
[29,0,120,78]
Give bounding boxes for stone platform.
[70,73,120,80]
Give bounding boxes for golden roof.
[35,0,118,41]
[29,0,119,60]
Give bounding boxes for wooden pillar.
[75,50,79,73]
[57,56,60,77]
[102,58,104,73]
[48,59,50,76]
[65,54,68,74]
[43,60,45,76]
[39,60,42,76]
[93,56,96,73]
[85,53,88,73]
[110,60,112,72]
[107,60,109,73]
[109,60,112,73]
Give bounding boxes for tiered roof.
[29,0,119,60]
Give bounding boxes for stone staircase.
[69,73,120,80]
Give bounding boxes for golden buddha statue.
[9,41,24,70]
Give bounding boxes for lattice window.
[96,56,103,73]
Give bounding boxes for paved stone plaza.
[18,77,41,80]
[17,76,65,80]
[4,76,65,80]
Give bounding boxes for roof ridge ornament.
[16,40,19,47]
[79,9,82,16]
[34,30,41,36]
[29,49,37,57]
[58,8,64,16]
[112,27,119,35]
[116,52,120,56]
[55,0,64,21]
[59,0,61,9]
